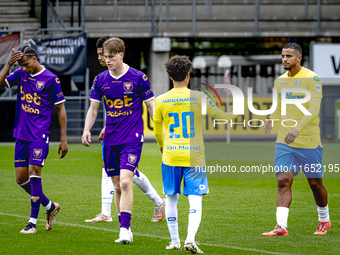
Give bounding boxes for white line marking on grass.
[0,212,295,255]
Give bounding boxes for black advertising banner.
[30,33,87,75]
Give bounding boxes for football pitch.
[0,142,339,255]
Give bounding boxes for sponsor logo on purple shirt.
[90,66,154,146]
[6,68,65,142]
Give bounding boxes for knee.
[309,179,323,190]
[16,176,28,185]
[114,184,121,194]
[15,168,29,184]
[29,165,41,176]
[120,178,132,191]
[277,178,292,189]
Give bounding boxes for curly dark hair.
[18,45,40,62]
[96,36,111,49]
[283,43,302,56]
[165,55,192,82]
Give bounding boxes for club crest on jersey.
[33,148,42,158]
[123,82,133,93]
[208,98,216,108]
[128,154,137,164]
[36,81,45,90]
[295,79,302,87]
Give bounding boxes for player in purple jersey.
[0,46,68,234]
[82,37,155,244]
[85,36,165,224]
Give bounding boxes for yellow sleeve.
[153,98,164,148]
[154,121,164,148]
[294,76,322,132]
[309,75,322,99]
[205,96,238,121]
[294,97,321,133]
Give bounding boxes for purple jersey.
[90,64,154,146]
[5,67,65,142]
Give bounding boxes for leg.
[14,140,51,208]
[28,164,43,223]
[101,144,120,223]
[262,143,296,236]
[186,195,202,243]
[20,164,43,234]
[112,175,121,221]
[85,162,114,223]
[161,163,183,249]
[29,164,60,231]
[276,170,294,208]
[165,194,181,250]
[132,170,165,222]
[16,166,29,185]
[182,167,206,254]
[262,170,293,236]
[101,162,114,217]
[119,169,134,225]
[16,166,51,209]
[308,178,328,207]
[133,170,163,205]
[308,178,331,234]
[118,169,134,244]
[276,170,294,229]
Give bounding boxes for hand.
[284,129,299,144]
[58,140,68,159]
[98,127,105,140]
[264,116,273,135]
[82,130,91,146]
[159,147,163,153]
[8,48,23,66]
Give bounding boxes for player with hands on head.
[0,46,68,234]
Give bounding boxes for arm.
[55,102,68,159]
[145,98,155,121]
[265,106,281,135]
[82,101,101,146]
[0,49,23,89]
[284,97,321,144]
[210,107,238,122]
[154,121,164,153]
[205,97,238,121]
[152,98,163,153]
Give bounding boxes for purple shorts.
[103,142,143,177]
[14,139,49,167]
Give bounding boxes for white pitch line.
[0,212,295,255]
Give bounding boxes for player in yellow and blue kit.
[263,43,331,236]
[154,55,237,253]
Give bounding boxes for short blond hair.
[103,37,125,54]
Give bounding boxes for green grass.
[0,142,340,255]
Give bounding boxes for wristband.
[8,61,13,66]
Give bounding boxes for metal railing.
[85,0,328,36]
[47,0,85,31]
